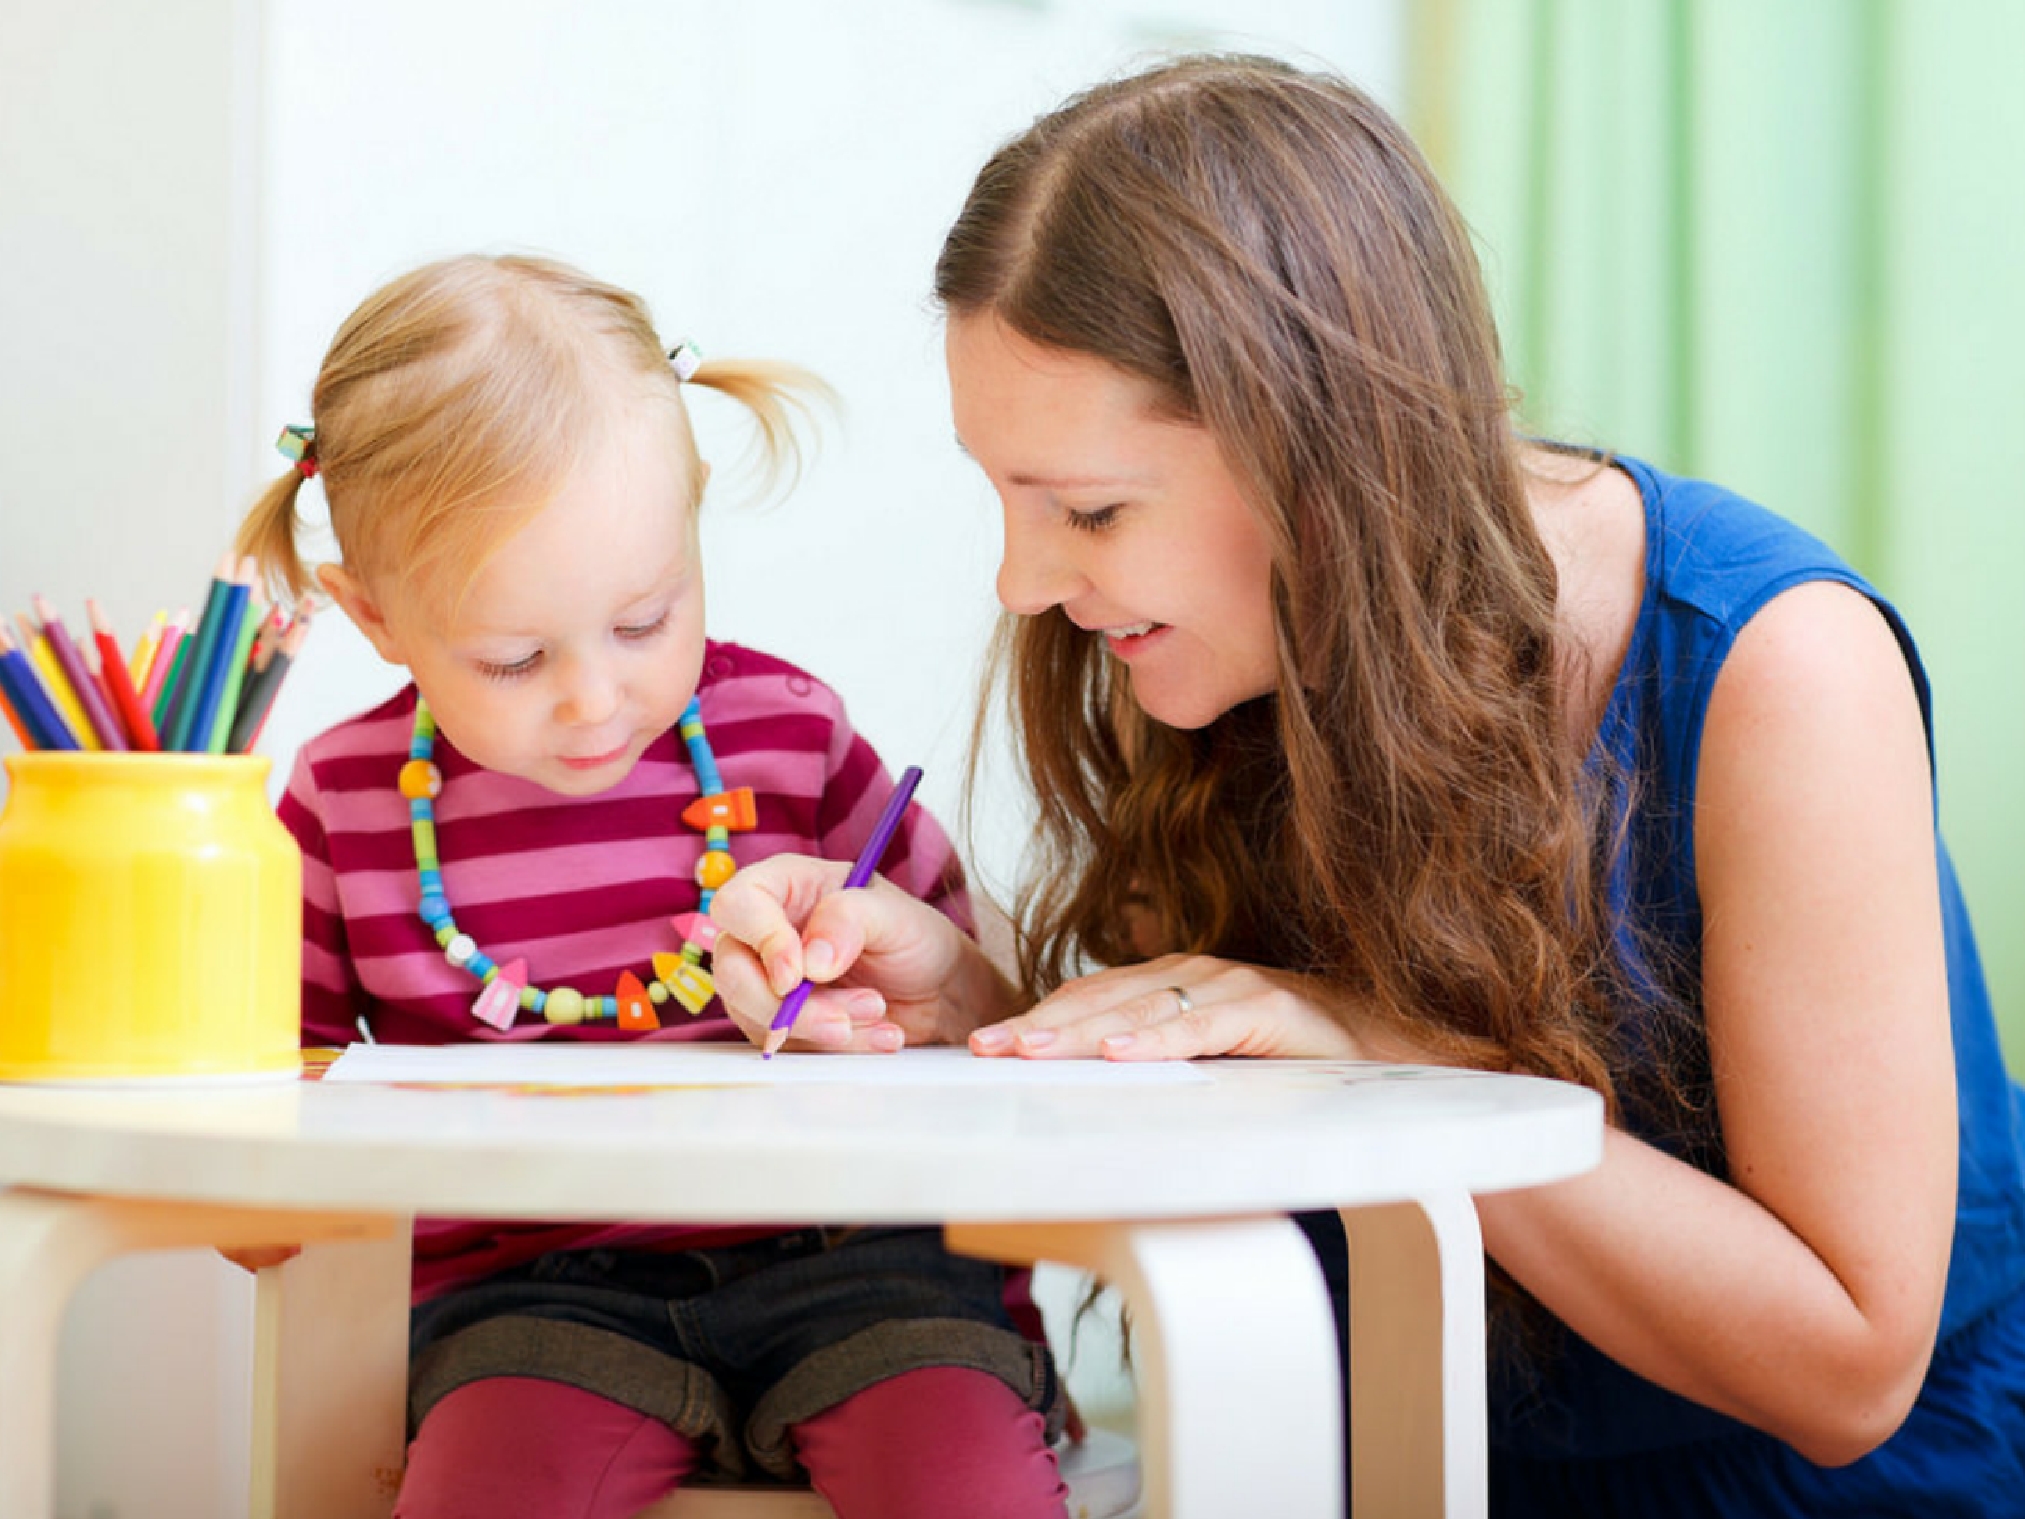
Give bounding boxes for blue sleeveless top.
[1490,458,2025,1516]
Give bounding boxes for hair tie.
[275,423,319,479]
[667,342,703,383]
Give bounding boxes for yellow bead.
[544,987,586,1025]
[399,759,443,799]
[666,962,715,1016]
[694,850,737,890]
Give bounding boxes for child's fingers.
[709,854,851,995]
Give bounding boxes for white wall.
[3,3,1401,1512]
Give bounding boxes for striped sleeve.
[277,745,372,1047]
[812,709,974,938]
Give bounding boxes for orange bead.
[398,759,442,799]
[694,849,737,890]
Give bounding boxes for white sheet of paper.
[323,1041,1212,1087]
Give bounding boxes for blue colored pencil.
[0,624,81,750]
[177,566,252,755]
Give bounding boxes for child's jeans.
[394,1365,1068,1519]
[397,1225,1068,1516]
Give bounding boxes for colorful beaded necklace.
[401,695,754,1030]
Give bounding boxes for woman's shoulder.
[1614,455,1866,622]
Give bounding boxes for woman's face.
[946,314,1280,731]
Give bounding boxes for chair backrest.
[638,1426,1143,1519]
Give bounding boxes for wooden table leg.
[948,1215,1343,1519]
[0,1187,396,1519]
[1341,1192,1487,1519]
[250,1223,412,1518]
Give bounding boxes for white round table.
[0,1048,1602,1519]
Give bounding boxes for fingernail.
[1015,1027,1057,1051]
[870,1025,903,1052]
[804,940,836,980]
[970,1025,1010,1052]
[843,990,889,1024]
[1101,1033,1136,1056]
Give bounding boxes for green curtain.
[1410,0,2025,1070]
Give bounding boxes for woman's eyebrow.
[952,436,1153,491]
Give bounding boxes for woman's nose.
[995,514,1081,617]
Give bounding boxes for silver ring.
[1167,985,1194,1017]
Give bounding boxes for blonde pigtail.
[233,469,318,609]
[685,358,837,505]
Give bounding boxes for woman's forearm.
[1475,1124,1948,1466]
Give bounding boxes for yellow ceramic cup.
[0,752,301,1082]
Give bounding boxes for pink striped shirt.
[279,640,972,1298]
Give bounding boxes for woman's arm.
[1476,580,1957,1464]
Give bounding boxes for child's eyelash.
[1066,505,1123,534]
[474,615,668,682]
[478,654,540,683]
[618,613,670,641]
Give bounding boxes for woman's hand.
[968,954,1375,1062]
[708,854,1018,1053]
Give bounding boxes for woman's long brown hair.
[937,54,1632,1111]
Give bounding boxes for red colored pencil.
[86,600,162,751]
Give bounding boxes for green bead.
[545,987,585,1025]
[648,981,669,1003]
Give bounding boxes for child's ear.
[316,563,407,665]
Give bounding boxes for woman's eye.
[1066,504,1123,534]
[618,613,670,642]
[477,653,541,682]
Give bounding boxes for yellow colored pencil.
[128,610,166,686]
[17,614,100,751]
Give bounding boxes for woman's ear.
[316,563,406,665]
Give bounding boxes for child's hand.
[968,954,1377,1063]
[709,853,1003,1053]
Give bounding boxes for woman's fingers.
[971,969,1217,1059]
[969,957,1366,1062]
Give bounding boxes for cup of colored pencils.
[0,554,310,755]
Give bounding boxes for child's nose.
[554,656,621,727]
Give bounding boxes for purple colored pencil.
[29,596,128,750]
[762,765,924,1058]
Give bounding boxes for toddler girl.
[237,253,1067,1519]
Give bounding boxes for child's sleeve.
[812,720,974,938]
[276,748,374,1047]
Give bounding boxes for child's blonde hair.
[237,253,827,611]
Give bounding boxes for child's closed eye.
[618,612,670,642]
[478,652,541,682]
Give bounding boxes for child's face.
[370,409,707,796]
[947,314,1279,731]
